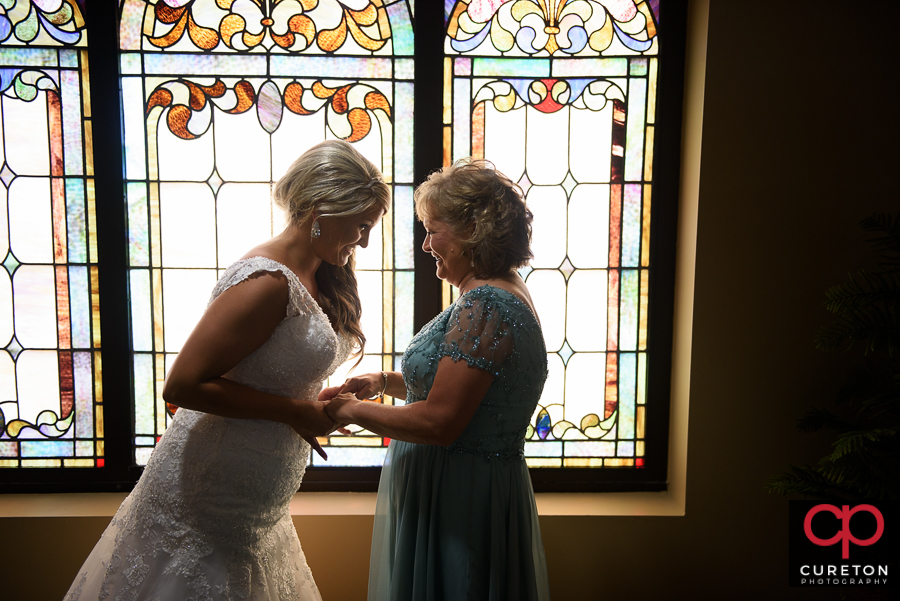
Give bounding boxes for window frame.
[1,0,686,493]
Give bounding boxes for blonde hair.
[274,140,390,359]
[414,158,533,278]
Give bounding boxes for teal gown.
[368,285,551,601]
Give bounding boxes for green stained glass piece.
[14,76,36,101]
[66,179,87,263]
[517,265,532,280]
[387,2,414,56]
[14,4,38,42]
[6,335,22,359]
[2,251,20,276]
[46,2,73,26]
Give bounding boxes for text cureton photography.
[789,501,896,587]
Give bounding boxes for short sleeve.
[439,291,515,374]
[208,257,314,319]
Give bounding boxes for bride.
[64,140,390,601]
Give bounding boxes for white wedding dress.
[65,257,350,601]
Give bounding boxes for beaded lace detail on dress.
[64,257,349,601]
[400,285,547,462]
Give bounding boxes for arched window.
[1,0,684,492]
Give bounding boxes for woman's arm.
[325,357,493,446]
[162,271,338,455]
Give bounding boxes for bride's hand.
[325,392,361,424]
[291,400,341,461]
[318,384,342,402]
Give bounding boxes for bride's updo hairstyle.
[414,158,533,278]
[274,140,390,358]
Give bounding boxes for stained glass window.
[1,1,682,489]
[0,0,104,468]
[445,0,662,470]
[118,0,415,467]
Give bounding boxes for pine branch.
[829,428,896,461]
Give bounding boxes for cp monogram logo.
[803,504,884,559]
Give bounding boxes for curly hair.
[414,158,533,278]
[273,140,391,360]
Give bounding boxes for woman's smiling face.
[422,217,471,287]
[314,205,385,266]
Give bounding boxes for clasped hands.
[319,372,384,424]
[295,373,382,460]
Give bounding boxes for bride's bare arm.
[162,271,338,452]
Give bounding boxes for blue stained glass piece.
[505,78,531,101]
[0,68,18,93]
[21,440,74,457]
[566,78,591,102]
[612,22,653,52]
[514,26,538,54]
[560,27,587,54]
[0,16,11,43]
[451,22,490,53]
[536,409,551,440]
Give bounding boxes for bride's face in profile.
[422,217,471,287]
[313,205,385,266]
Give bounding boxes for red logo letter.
[804,504,884,559]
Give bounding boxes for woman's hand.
[324,392,362,424]
[338,373,385,400]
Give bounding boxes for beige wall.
[3,2,898,599]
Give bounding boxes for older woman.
[324,159,551,601]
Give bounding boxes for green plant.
[767,213,900,501]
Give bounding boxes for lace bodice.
[217,257,351,400]
[65,256,348,601]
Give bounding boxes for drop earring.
[311,220,321,239]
